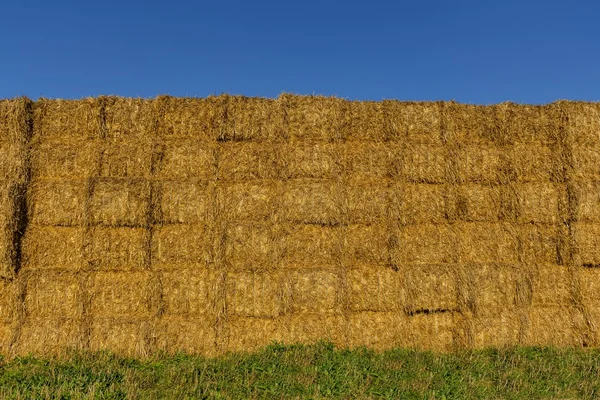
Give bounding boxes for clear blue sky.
[1,0,599,104]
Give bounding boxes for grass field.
[1,342,600,399]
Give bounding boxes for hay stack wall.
[1,95,600,357]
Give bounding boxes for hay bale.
[384,101,441,143]
[400,144,446,184]
[516,183,559,224]
[459,223,518,264]
[404,264,458,313]
[577,268,600,308]
[512,143,557,182]
[530,264,571,307]
[89,271,152,318]
[14,317,83,355]
[347,267,403,312]
[155,316,216,355]
[22,226,84,271]
[457,145,515,184]
[225,316,288,353]
[157,138,216,179]
[219,142,280,181]
[280,94,346,141]
[224,96,282,141]
[157,96,227,140]
[159,180,212,224]
[279,142,342,179]
[504,104,559,144]
[30,139,98,179]
[397,183,447,224]
[24,271,80,319]
[33,98,101,140]
[88,227,149,271]
[472,309,520,348]
[522,307,582,347]
[160,269,215,316]
[471,264,518,313]
[346,179,390,224]
[224,222,279,271]
[28,179,86,226]
[103,97,157,139]
[89,317,149,357]
[344,224,389,266]
[455,184,501,222]
[89,178,150,227]
[287,314,347,347]
[571,144,600,181]
[281,225,341,269]
[280,179,343,225]
[573,223,600,266]
[286,270,342,314]
[343,142,398,180]
[0,144,25,182]
[565,102,600,146]
[519,224,559,264]
[342,100,386,142]
[575,181,600,222]
[219,181,279,222]
[406,313,456,352]
[99,138,154,178]
[0,280,17,354]
[348,312,409,350]
[394,224,457,265]
[152,224,212,267]
[444,103,503,144]
[226,270,284,317]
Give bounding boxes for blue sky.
[1,0,599,104]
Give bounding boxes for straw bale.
[288,314,347,346]
[346,179,389,224]
[400,144,446,184]
[87,227,148,271]
[404,264,458,313]
[344,224,389,266]
[523,307,582,347]
[224,222,278,271]
[394,224,457,265]
[455,184,501,222]
[571,144,600,180]
[219,142,280,181]
[577,267,600,307]
[280,179,343,225]
[155,316,216,355]
[459,223,518,264]
[33,98,101,139]
[519,224,559,264]
[347,267,403,312]
[512,143,557,183]
[156,138,216,179]
[457,145,515,184]
[99,138,154,178]
[30,139,98,179]
[24,271,80,318]
[28,179,86,226]
[348,312,409,350]
[15,317,83,355]
[280,94,346,141]
[472,309,520,348]
[471,264,517,313]
[280,225,341,269]
[343,142,398,179]
[103,97,157,139]
[287,270,342,314]
[152,224,212,266]
[515,183,559,224]
[224,96,283,141]
[564,102,600,146]
[530,264,571,307]
[406,313,456,352]
[384,101,441,143]
[89,318,149,357]
[226,270,284,317]
[279,142,342,179]
[505,104,560,144]
[342,100,386,142]
[444,103,503,144]
[398,183,447,224]
[89,178,150,227]
[0,322,13,355]
[161,268,214,316]
[225,317,289,353]
[219,181,279,222]
[0,143,25,182]
[157,96,227,140]
[573,223,600,266]
[89,271,152,317]
[576,181,600,222]
[159,180,212,224]
[22,226,84,271]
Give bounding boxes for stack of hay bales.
[1,95,600,357]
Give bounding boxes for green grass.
[1,342,600,399]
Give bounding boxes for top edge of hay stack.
[1,94,600,358]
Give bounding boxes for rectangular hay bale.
[22,226,84,271]
[343,142,397,179]
[516,182,559,224]
[573,223,600,266]
[406,312,456,352]
[348,311,409,350]
[398,183,447,224]
[471,264,518,313]
[571,144,600,181]
[523,306,582,347]
[287,314,347,347]
[15,317,83,356]
[400,144,447,184]
[347,267,403,312]
[287,270,342,314]
[160,268,214,316]
[279,142,342,179]
[576,181,600,222]
[30,139,98,179]
[219,181,279,222]
[519,224,558,265]
[89,178,150,227]
[512,143,557,182]
[226,271,284,317]
[159,180,212,224]
[28,179,86,226]
[457,145,514,184]
[88,227,149,271]
[219,142,280,181]
[157,96,227,140]
[455,184,501,222]
[90,317,149,357]
[346,179,390,224]
[281,95,346,141]
[224,316,288,353]
[459,223,518,264]
[565,102,600,146]
[344,224,390,266]
[384,101,441,143]
[24,271,80,319]
[404,264,458,313]
[89,271,152,318]
[152,224,212,266]
[156,138,216,179]
[472,308,520,348]
[531,264,571,307]
[224,222,278,271]
[394,224,457,265]
[342,100,386,142]
[33,99,101,140]
[99,138,154,178]
[155,316,216,356]
[280,179,343,225]
[224,96,282,141]
[103,98,157,139]
[281,225,341,269]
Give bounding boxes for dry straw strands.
[0,96,600,358]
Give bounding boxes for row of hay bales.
[1,95,600,357]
